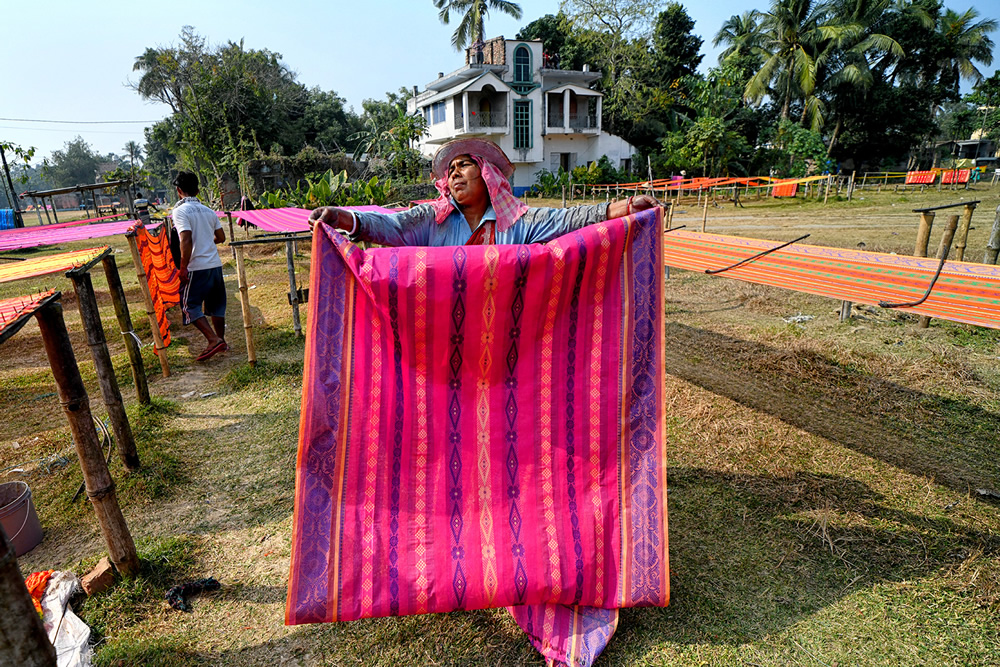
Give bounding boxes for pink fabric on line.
[0,219,147,253]
[0,219,88,235]
[431,155,528,233]
[221,206,400,233]
[286,207,669,666]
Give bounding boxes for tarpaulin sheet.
[287,207,669,667]
[0,247,108,284]
[663,230,1000,329]
[131,224,179,349]
[221,206,400,233]
[0,219,147,252]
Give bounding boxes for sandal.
[196,340,228,362]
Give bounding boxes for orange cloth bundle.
[24,570,54,616]
[131,224,180,348]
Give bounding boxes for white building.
[407,37,636,195]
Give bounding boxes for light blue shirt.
[350,200,611,247]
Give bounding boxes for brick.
[81,557,115,596]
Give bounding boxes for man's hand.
[630,194,661,212]
[178,266,189,284]
[309,207,352,232]
[607,194,662,220]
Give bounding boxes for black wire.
[879,253,949,309]
[705,234,811,275]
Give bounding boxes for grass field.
[2,185,999,665]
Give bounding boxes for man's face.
[447,154,487,207]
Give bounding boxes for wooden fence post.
[985,204,1000,265]
[285,240,302,337]
[953,203,976,262]
[126,234,170,377]
[68,270,141,472]
[701,199,709,233]
[0,526,56,666]
[101,256,150,405]
[234,246,257,365]
[34,301,139,576]
[915,212,935,258]
[919,214,959,329]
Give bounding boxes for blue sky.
[1,0,997,162]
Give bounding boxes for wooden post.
[285,240,302,337]
[0,527,56,667]
[701,200,708,233]
[49,197,60,225]
[34,301,139,576]
[984,204,1000,265]
[227,213,237,260]
[824,176,831,205]
[30,197,43,226]
[126,234,170,378]
[234,246,257,365]
[847,171,856,201]
[839,300,853,322]
[954,203,976,262]
[915,212,935,258]
[919,214,959,329]
[101,256,150,406]
[0,526,56,666]
[69,271,141,472]
[561,185,566,208]
[569,177,574,203]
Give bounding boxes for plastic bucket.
[0,481,43,556]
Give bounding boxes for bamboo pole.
[915,212,935,258]
[34,301,139,576]
[234,246,257,365]
[286,240,302,337]
[126,234,170,377]
[839,300,853,322]
[954,203,976,262]
[984,204,1000,265]
[69,271,141,472]
[0,526,56,666]
[919,214,959,329]
[824,175,831,205]
[227,214,237,261]
[101,256,149,405]
[701,199,708,232]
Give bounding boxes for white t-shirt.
[172,197,223,271]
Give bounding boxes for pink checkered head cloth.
[430,155,529,234]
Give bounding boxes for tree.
[43,137,102,187]
[433,0,523,50]
[647,3,704,88]
[715,11,765,64]
[935,7,997,98]
[516,12,595,70]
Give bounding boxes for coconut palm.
[714,10,765,63]
[433,0,523,51]
[935,7,997,95]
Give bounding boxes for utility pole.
[0,145,24,228]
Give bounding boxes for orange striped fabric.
[0,247,108,284]
[0,290,56,338]
[664,231,1000,329]
[771,181,799,197]
[941,169,970,185]
[905,171,936,185]
[131,224,179,348]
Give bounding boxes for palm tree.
[433,0,523,51]
[714,10,765,63]
[935,7,997,96]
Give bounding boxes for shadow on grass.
[602,465,1000,660]
[664,322,1000,496]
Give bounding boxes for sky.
[2,0,998,164]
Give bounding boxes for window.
[430,101,446,125]
[514,101,532,149]
[514,46,531,83]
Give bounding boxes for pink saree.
[287,207,669,666]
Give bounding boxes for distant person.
[172,171,228,361]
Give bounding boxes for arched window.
[514,46,531,83]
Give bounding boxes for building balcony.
[454,111,508,134]
[546,112,599,133]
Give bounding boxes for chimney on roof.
[413,85,418,97]
[438,72,444,78]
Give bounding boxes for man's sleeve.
[350,204,435,246]
[519,203,611,244]
[172,207,190,233]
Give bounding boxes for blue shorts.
[182,266,226,325]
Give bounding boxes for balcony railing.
[546,113,599,129]
[455,111,508,131]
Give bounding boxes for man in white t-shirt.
[171,171,228,361]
